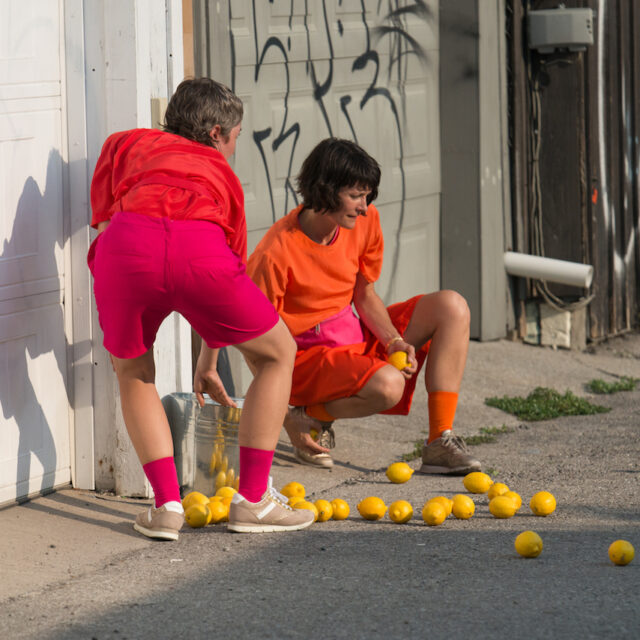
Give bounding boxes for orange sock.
[305,403,335,423]
[427,391,458,443]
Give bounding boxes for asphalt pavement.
[1,333,639,639]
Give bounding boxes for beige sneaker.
[285,406,336,469]
[419,431,481,475]
[133,502,184,541]
[228,480,315,533]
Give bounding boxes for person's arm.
[193,341,237,408]
[353,273,417,376]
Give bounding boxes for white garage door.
[0,0,70,503]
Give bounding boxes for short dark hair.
[163,77,243,148]
[296,138,380,212]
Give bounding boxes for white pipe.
[504,252,593,288]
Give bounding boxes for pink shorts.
[88,211,279,359]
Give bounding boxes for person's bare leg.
[402,290,470,392]
[234,318,296,450]
[112,349,173,464]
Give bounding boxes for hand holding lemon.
[386,336,416,373]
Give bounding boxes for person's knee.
[369,366,405,409]
[439,290,470,327]
[240,319,296,372]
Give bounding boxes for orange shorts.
[289,295,429,415]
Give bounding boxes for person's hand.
[387,338,418,379]
[283,413,330,454]
[194,367,237,408]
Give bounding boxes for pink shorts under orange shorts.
[88,210,279,359]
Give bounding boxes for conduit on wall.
[504,251,593,288]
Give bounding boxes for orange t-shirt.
[247,204,384,336]
[90,128,247,261]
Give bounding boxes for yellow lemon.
[451,494,475,519]
[608,540,634,566]
[503,490,522,511]
[215,486,237,499]
[463,472,493,494]
[184,503,209,528]
[288,495,305,507]
[487,482,510,500]
[208,499,229,524]
[388,500,413,524]
[280,481,306,499]
[529,491,557,516]
[182,491,210,511]
[330,498,350,520]
[226,468,236,488]
[426,496,453,518]
[234,477,240,491]
[387,351,409,370]
[515,531,543,558]
[386,461,414,484]
[293,500,318,522]
[357,496,387,521]
[315,499,333,522]
[422,501,447,526]
[209,450,219,475]
[219,455,229,473]
[214,470,227,491]
[489,495,517,519]
[310,428,319,440]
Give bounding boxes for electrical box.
[527,8,594,53]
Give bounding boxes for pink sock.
[142,456,182,508]
[238,446,274,502]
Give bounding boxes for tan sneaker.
[419,431,481,475]
[285,406,336,469]
[228,480,315,533]
[133,502,184,541]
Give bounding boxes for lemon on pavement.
[489,495,517,519]
[357,496,387,520]
[451,494,475,519]
[330,498,350,520]
[215,486,237,499]
[388,351,409,371]
[422,501,447,526]
[288,495,305,507]
[463,472,493,494]
[314,499,333,522]
[529,491,557,516]
[184,503,209,528]
[182,491,210,511]
[280,481,306,499]
[515,531,543,558]
[208,499,229,524]
[386,461,414,484]
[608,540,634,566]
[293,500,318,522]
[426,496,453,517]
[388,500,413,524]
[487,482,509,500]
[503,490,522,511]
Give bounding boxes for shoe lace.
[442,433,469,452]
[267,478,294,510]
[318,425,336,449]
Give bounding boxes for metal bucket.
[162,392,243,497]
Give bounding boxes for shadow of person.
[0,149,71,501]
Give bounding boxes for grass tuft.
[464,425,513,446]
[485,387,610,421]
[586,376,639,394]
[402,439,424,462]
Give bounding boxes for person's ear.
[209,124,222,144]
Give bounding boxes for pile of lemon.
[280,481,350,522]
[182,486,237,528]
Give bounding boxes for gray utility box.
[527,8,594,53]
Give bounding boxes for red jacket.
[90,128,247,261]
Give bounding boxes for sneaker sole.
[133,522,180,541]
[227,520,314,533]
[418,463,481,476]
[293,448,334,469]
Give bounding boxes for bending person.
[89,78,314,540]
[247,138,481,475]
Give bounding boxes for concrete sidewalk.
[1,334,639,639]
